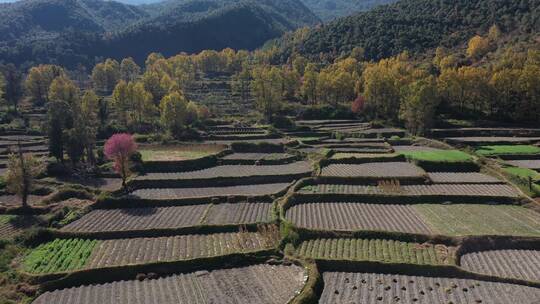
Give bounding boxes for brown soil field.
[320,271,540,303]
[221,153,294,160]
[320,162,425,178]
[135,161,312,181]
[300,183,520,198]
[506,159,540,170]
[202,202,273,225]
[131,183,290,200]
[392,145,440,152]
[62,202,273,233]
[32,264,306,304]
[427,172,502,184]
[285,202,433,234]
[87,232,274,269]
[446,136,540,144]
[460,249,540,282]
[62,205,207,233]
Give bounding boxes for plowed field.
[319,271,540,303]
[320,162,425,178]
[427,172,501,184]
[285,202,432,234]
[506,159,540,170]
[460,249,540,282]
[134,161,312,181]
[131,183,290,200]
[32,264,306,304]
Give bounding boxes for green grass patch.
[297,238,455,265]
[399,150,473,163]
[140,144,223,161]
[23,238,98,274]
[414,204,540,237]
[476,145,540,156]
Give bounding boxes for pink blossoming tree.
[104,133,137,188]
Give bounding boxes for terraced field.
[506,159,540,170]
[285,202,433,234]
[297,238,456,265]
[427,172,502,184]
[320,271,540,303]
[62,202,273,233]
[62,205,207,233]
[320,162,426,178]
[24,232,274,274]
[202,202,273,225]
[32,264,306,304]
[446,136,540,144]
[131,183,291,200]
[221,153,294,160]
[0,215,41,239]
[299,183,520,198]
[460,249,540,282]
[415,204,540,237]
[330,153,400,160]
[392,145,439,152]
[134,161,312,181]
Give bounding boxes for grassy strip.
[502,166,540,196]
[476,145,540,156]
[400,149,473,162]
[23,239,97,274]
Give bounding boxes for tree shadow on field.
[120,207,158,217]
[8,215,42,229]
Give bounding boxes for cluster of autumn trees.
[2,25,539,145]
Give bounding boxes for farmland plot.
[32,264,306,304]
[319,271,540,304]
[414,204,540,237]
[24,233,273,274]
[392,145,439,152]
[506,159,540,170]
[221,153,294,161]
[131,183,290,200]
[299,184,520,198]
[202,202,273,225]
[445,136,540,144]
[460,249,540,282]
[285,202,433,234]
[134,161,312,181]
[61,205,208,233]
[427,172,502,184]
[0,215,41,239]
[62,202,274,234]
[320,162,425,178]
[330,153,401,160]
[297,238,456,265]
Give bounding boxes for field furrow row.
[320,162,425,178]
[32,264,306,304]
[285,203,432,234]
[320,271,540,303]
[460,249,540,282]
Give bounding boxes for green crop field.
[414,204,540,237]
[399,150,473,162]
[476,145,540,156]
[297,238,456,265]
[23,239,97,274]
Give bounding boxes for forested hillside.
[0,0,319,68]
[300,0,395,21]
[272,0,540,62]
